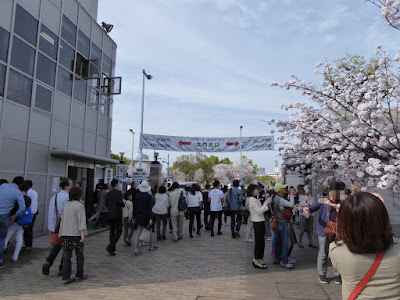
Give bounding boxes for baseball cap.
[274,183,288,193]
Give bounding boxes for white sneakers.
[245,238,255,242]
[280,262,294,269]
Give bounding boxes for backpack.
[178,191,187,211]
[17,206,33,227]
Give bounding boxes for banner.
[141,134,274,152]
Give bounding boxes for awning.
[51,149,119,165]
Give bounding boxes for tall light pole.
[161,154,170,184]
[139,69,153,170]
[240,125,243,186]
[129,129,135,182]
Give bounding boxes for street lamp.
[119,152,125,163]
[139,69,153,170]
[129,129,135,182]
[240,126,243,186]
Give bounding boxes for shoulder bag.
[323,205,337,240]
[347,251,385,300]
[50,195,62,246]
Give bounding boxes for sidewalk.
[0,220,341,300]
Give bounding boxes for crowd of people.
[0,175,399,299]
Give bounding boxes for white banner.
[142,134,274,152]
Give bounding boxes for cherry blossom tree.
[365,0,400,30]
[171,167,187,182]
[212,157,257,185]
[270,50,400,191]
[193,169,205,183]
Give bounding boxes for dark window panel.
[59,40,75,72]
[102,54,112,76]
[14,5,38,46]
[7,69,32,106]
[36,54,56,87]
[88,86,98,110]
[77,30,89,58]
[88,63,100,87]
[11,37,35,75]
[57,67,73,96]
[39,24,58,60]
[90,42,101,67]
[99,95,109,115]
[73,76,87,104]
[35,84,52,112]
[0,27,10,62]
[75,53,88,78]
[61,15,77,47]
[0,63,5,97]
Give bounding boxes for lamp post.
[240,126,243,186]
[129,129,134,183]
[139,69,153,170]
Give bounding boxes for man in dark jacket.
[105,179,125,256]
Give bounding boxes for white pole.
[167,154,170,183]
[139,72,145,169]
[130,130,134,182]
[240,125,243,186]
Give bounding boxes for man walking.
[169,182,185,242]
[23,180,38,254]
[226,180,242,238]
[208,180,224,237]
[105,179,125,256]
[202,184,212,230]
[42,178,72,275]
[0,177,26,268]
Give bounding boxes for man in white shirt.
[22,180,38,254]
[208,180,224,237]
[42,178,72,276]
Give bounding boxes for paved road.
[0,220,341,300]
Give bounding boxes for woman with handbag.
[132,181,158,256]
[296,185,317,248]
[248,184,272,269]
[330,192,399,300]
[186,184,203,238]
[303,181,346,285]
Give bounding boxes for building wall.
[77,0,98,21]
[0,0,117,235]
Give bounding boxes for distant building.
[0,0,120,235]
[257,168,266,176]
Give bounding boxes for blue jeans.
[271,232,277,253]
[275,222,290,264]
[62,245,84,280]
[230,211,242,235]
[46,244,63,271]
[0,213,10,263]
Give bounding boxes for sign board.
[104,168,113,184]
[115,164,125,180]
[132,171,147,186]
[52,177,60,193]
[142,134,274,152]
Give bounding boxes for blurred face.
[253,188,260,197]
[279,188,287,196]
[329,190,346,202]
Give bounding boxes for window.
[0,27,9,62]
[11,37,35,75]
[77,30,89,58]
[36,54,56,87]
[73,76,87,104]
[75,53,88,78]
[90,42,101,67]
[7,69,32,106]
[88,63,100,87]
[14,5,38,46]
[59,40,75,71]
[61,15,76,47]
[99,95,109,115]
[88,86,98,110]
[0,64,5,97]
[35,84,52,112]
[102,54,112,76]
[57,67,73,96]
[39,24,58,60]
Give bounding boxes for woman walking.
[248,184,272,269]
[296,185,317,248]
[94,184,109,228]
[186,184,203,238]
[152,185,169,241]
[330,192,399,299]
[59,187,87,284]
[132,181,158,256]
[123,191,134,245]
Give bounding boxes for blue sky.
[98,0,398,173]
